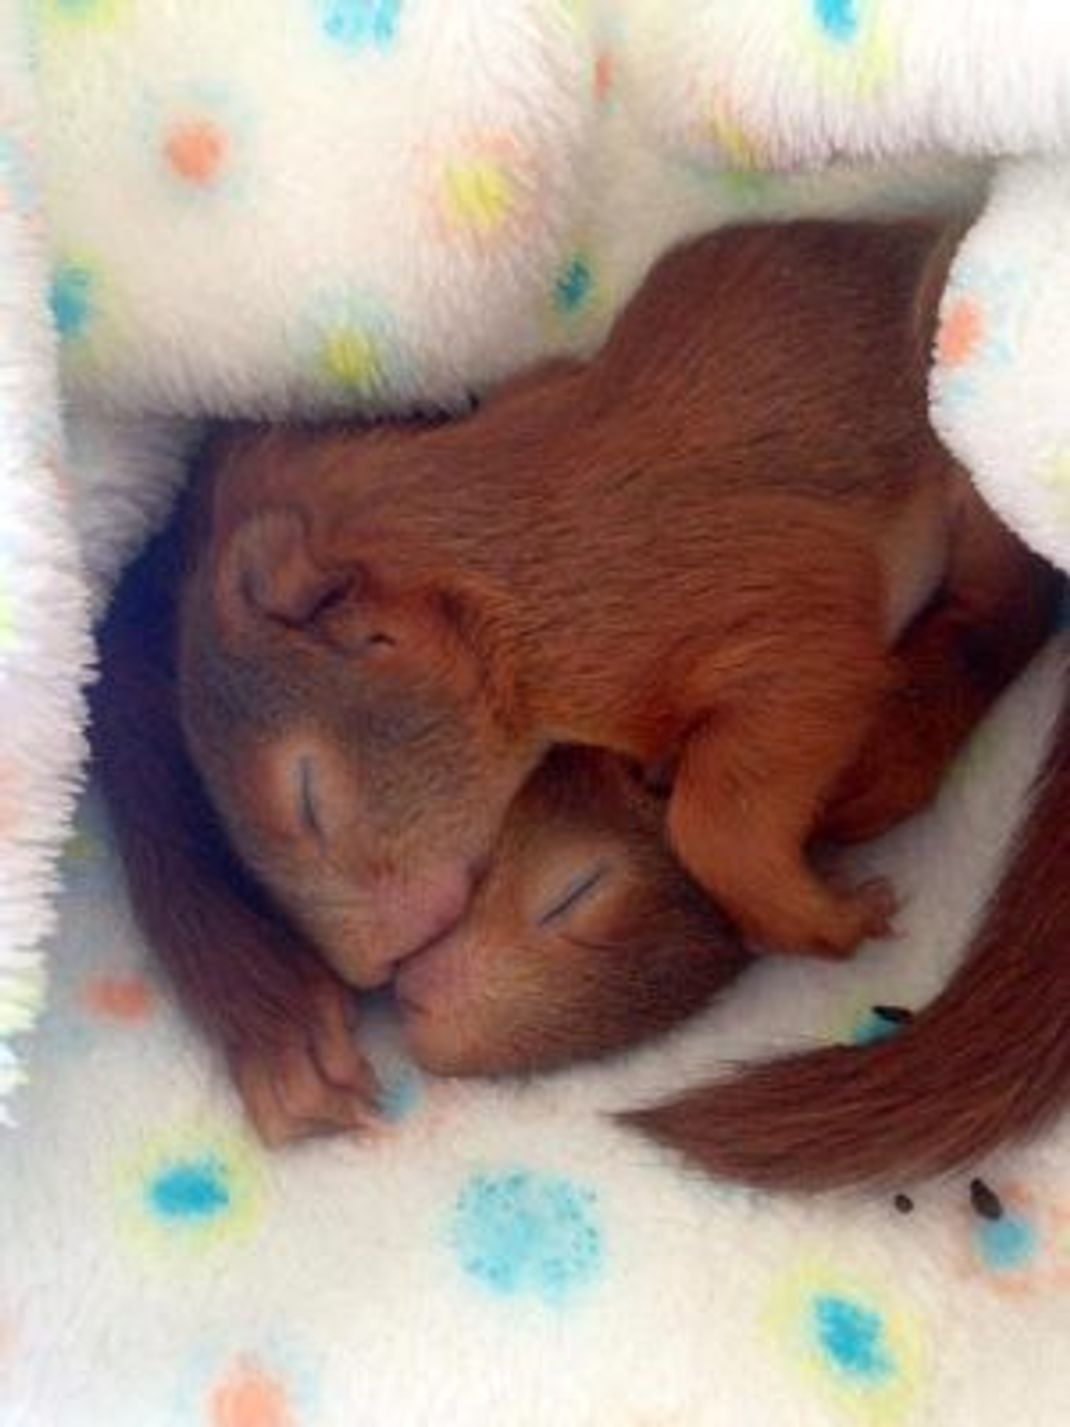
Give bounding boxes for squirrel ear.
[222,508,361,630]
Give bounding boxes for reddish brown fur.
[627,648,1069,1190]
[91,527,380,1146]
[94,528,749,1131]
[181,222,986,989]
[824,484,1061,840]
[399,571,1061,1082]
[397,746,750,1076]
[95,220,1059,1151]
[93,503,1056,1147]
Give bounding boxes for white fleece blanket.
[2,2,1070,1422]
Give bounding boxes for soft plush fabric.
[2,3,1070,1421]
[2,640,1066,1427]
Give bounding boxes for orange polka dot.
[937,297,984,368]
[210,1358,295,1427]
[594,51,614,101]
[82,973,153,1022]
[164,120,228,186]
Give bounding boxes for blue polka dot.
[554,254,593,314]
[320,0,401,50]
[49,264,94,341]
[451,1168,603,1304]
[377,1067,422,1122]
[849,1011,902,1047]
[811,1294,894,1383]
[147,1156,231,1221]
[976,1214,1039,1272]
[814,0,859,43]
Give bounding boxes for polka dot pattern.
[376,1065,423,1122]
[961,1183,1070,1295]
[303,290,407,400]
[149,1156,231,1221]
[81,973,154,1022]
[811,1293,894,1382]
[39,0,128,29]
[442,157,515,234]
[451,1168,603,1304]
[49,262,95,341]
[813,0,860,44]
[146,86,249,205]
[766,1258,927,1423]
[319,0,402,52]
[936,296,984,368]
[1033,448,1070,532]
[6,1,1070,1419]
[796,0,898,98]
[210,1356,296,1427]
[163,119,230,187]
[707,96,767,169]
[430,133,537,248]
[975,1213,1038,1272]
[116,1127,265,1256]
[554,252,594,315]
[320,325,382,388]
[173,1339,320,1427]
[593,51,615,104]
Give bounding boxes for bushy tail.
[624,655,1070,1191]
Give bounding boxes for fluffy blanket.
[3,641,1067,1426]
[2,2,1070,1422]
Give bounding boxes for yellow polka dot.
[708,97,767,169]
[114,1123,265,1261]
[441,156,516,234]
[1036,447,1070,529]
[765,1254,928,1426]
[318,325,384,393]
[38,0,128,31]
[553,0,594,30]
[794,0,899,100]
[1043,448,1070,487]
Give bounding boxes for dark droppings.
[969,1177,1004,1221]
[872,1005,915,1026]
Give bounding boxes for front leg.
[92,528,380,1147]
[667,627,895,959]
[231,964,380,1148]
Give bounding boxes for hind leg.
[667,627,895,959]
[824,482,1061,842]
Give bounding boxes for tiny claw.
[230,973,381,1147]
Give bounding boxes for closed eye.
[297,755,322,840]
[537,861,611,927]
